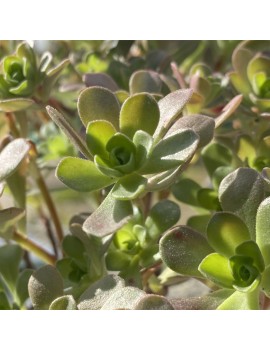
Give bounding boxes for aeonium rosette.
[47,86,216,237]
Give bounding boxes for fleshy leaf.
[166,114,215,148]
[141,129,199,174]
[187,214,212,235]
[0,98,34,112]
[129,70,162,94]
[83,190,133,237]
[154,89,193,139]
[28,265,63,310]
[78,275,125,310]
[207,212,250,257]
[214,95,243,128]
[83,73,118,91]
[217,288,260,310]
[119,93,160,138]
[101,287,146,310]
[0,207,25,239]
[49,295,77,310]
[86,120,116,158]
[78,87,120,128]
[15,269,34,307]
[0,244,23,294]
[46,106,92,159]
[235,241,265,272]
[134,295,174,310]
[261,265,270,298]
[0,138,29,182]
[133,130,153,169]
[145,200,180,238]
[202,142,232,177]
[56,157,114,192]
[170,289,233,310]
[160,226,213,277]
[197,188,220,211]
[172,178,201,207]
[111,174,147,200]
[219,168,265,240]
[256,197,270,266]
[199,253,234,288]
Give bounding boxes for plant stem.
[13,231,56,265]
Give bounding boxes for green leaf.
[187,214,212,234]
[167,114,215,148]
[62,235,85,261]
[212,166,234,190]
[0,207,25,239]
[154,89,193,139]
[197,188,220,211]
[83,73,118,91]
[49,295,77,310]
[119,93,160,138]
[46,106,92,160]
[78,275,125,310]
[86,120,116,158]
[101,287,146,310]
[111,174,147,200]
[0,292,11,310]
[78,87,120,128]
[235,241,265,272]
[199,253,234,288]
[83,190,133,237]
[256,197,270,266]
[129,70,162,94]
[207,212,250,257]
[261,265,270,297]
[236,134,256,164]
[56,157,114,192]
[133,130,153,169]
[217,288,260,310]
[142,129,199,174]
[0,98,34,112]
[28,265,64,310]
[106,251,131,271]
[15,269,34,307]
[134,295,174,310]
[42,59,69,99]
[160,226,213,277]
[0,245,23,294]
[219,168,265,240]
[145,200,180,238]
[202,142,232,177]
[247,56,270,85]
[0,138,29,182]
[170,289,233,310]
[172,178,201,207]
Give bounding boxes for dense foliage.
[1,40,270,310]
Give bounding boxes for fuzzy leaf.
[133,130,153,168]
[0,244,23,294]
[46,106,92,159]
[119,93,160,138]
[0,138,29,182]
[134,295,174,310]
[172,178,201,207]
[219,168,265,240]
[78,275,125,310]
[142,129,199,174]
[83,73,118,91]
[129,70,162,94]
[78,87,120,128]
[83,190,133,237]
[49,295,77,310]
[154,89,193,138]
[199,253,234,288]
[28,265,64,310]
[111,174,147,200]
[15,269,34,307]
[235,241,265,272]
[207,212,250,257]
[202,142,232,177]
[0,207,25,238]
[86,120,116,158]
[56,157,114,192]
[160,226,213,277]
[256,197,270,266]
[166,114,215,148]
[101,287,146,310]
[261,265,270,297]
[187,214,211,234]
[0,98,34,112]
[217,288,260,310]
[145,200,180,238]
[197,188,220,211]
